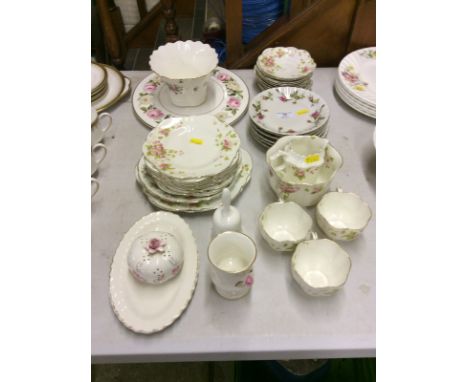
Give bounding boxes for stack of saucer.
[91,62,108,101]
[248,87,330,149]
[335,47,376,118]
[255,47,316,91]
[136,115,252,213]
[91,61,131,113]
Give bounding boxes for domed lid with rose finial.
[127,231,184,285]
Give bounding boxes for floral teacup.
[149,40,218,107]
[316,188,372,241]
[208,231,256,300]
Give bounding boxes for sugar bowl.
[127,231,184,285]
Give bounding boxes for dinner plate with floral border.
[249,87,329,135]
[136,149,252,213]
[338,47,376,106]
[133,67,249,128]
[143,115,240,180]
[109,211,199,334]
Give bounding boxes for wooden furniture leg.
[162,0,180,43]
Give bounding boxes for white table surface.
[91,68,376,363]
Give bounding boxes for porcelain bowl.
[291,237,351,296]
[259,201,313,251]
[266,136,343,207]
[127,231,184,285]
[316,189,372,241]
[149,40,218,107]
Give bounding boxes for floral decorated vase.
[149,40,218,107]
[266,136,343,207]
[127,231,184,285]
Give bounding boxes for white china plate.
[91,62,106,93]
[133,67,249,128]
[143,116,240,179]
[137,153,243,203]
[92,64,130,112]
[255,66,311,86]
[109,211,199,334]
[249,123,328,149]
[256,47,316,80]
[334,80,376,119]
[249,87,329,135]
[137,149,252,213]
[338,47,376,106]
[335,79,375,112]
[143,152,241,193]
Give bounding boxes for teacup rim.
[259,201,312,244]
[317,190,372,230]
[208,231,257,274]
[291,238,352,290]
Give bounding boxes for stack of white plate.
[255,47,316,91]
[136,115,252,213]
[335,47,376,118]
[91,61,131,113]
[248,87,330,149]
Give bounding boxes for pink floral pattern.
[146,108,165,120]
[244,275,254,287]
[216,72,230,82]
[341,65,368,90]
[149,140,166,158]
[227,97,240,108]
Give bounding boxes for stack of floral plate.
[91,61,131,113]
[136,115,252,213]
[335,47,376,118]
[255,47,316,91]
[248,87,330,149]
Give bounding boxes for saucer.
[136,149,252,213]
[109,211,199,333]
[132,67,249,128]
[92,64,130,112]
[249,87,330,135]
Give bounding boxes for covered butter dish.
[127,231,184,285]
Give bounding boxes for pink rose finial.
[146,238,166,254]
[245,275,254,287]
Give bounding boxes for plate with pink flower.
[337,47,376,107]
[143,115,240,180]
[248,87,330,135]
[132,67,249,129]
